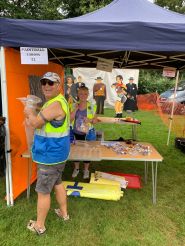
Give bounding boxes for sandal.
[27,220,46,235]
[54,209,70,221]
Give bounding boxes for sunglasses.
[40,80,56,86]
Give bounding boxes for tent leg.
[5,160,10,206]
[167,70,179,146]
[0,47,14,206]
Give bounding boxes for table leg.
[151,161,158,204]
[27,157,32,199]
[132,125,137,140]
[144,161,149,184]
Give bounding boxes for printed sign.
[163,67,176,77]
[20,47,48,64]
[96,58,114,72]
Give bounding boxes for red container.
[107,172,142,189]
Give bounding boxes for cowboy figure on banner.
[111,75,127,118]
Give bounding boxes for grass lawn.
[0,109,185,246]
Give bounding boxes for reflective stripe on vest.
[35,129,69,138]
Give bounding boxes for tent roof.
[1,0,185,70]
[66,0,185,23]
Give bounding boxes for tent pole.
[167,70,179,146]
[0,47,14,206]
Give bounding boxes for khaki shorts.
[35,163,65,194]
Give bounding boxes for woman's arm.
[91,114,98,124]
[84,114,98,124]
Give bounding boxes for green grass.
[0,109,185,246]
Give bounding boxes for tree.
[138,70,176,95]
[55,0,112,18]
[138,69,185,95]
[154,0,185,14]
[1,0,185,20]
[0,0,65,19]
[0,0,112,19]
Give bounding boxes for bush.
[138,69,176,94]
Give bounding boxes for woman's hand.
[84,117,98,124]
[91,117,98,124]
[84,117,91,124]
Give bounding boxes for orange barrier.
[137,93,158,111]
[5,48,64,199]
[137,92,185,137]
[159,101,185,115]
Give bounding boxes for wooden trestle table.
[22,140,163,204]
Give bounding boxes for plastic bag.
[17,95,42,150]
[17,95,42,109]
[75,116,89,133]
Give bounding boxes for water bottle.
[86,128,96,141]
[70,126,75,143]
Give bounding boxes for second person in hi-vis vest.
[70,86,98,179]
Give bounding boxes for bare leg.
[83,162,90,179]
[54,183,68,217]
[36,192,50,229]
[84,162,90,170]
[72,162,80,178]
[74,162,80,169]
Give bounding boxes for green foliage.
[0,0,65,19]
[1,0,185,20]
[0,0,112,19]
[138,70,175,95]
[61,0,112,18]
[155,0,185,14]
[138,69,185,95]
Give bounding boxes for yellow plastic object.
[63,181,123,201]
[94,171,128,189]
[90,173,121,187]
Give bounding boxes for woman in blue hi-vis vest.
[24,72,70,235]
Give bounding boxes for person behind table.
[111,75,127,118]
[124,77,138,112]
[70,86,97,179]
[24,72,70,235]
[93,76,107,115]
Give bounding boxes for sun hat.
[40,72,60,83]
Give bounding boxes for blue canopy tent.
[1,0,185,205]
[1,0,185,69]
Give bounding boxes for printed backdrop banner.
[73,68,139,107]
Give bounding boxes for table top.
[69,141,163,162]
[97,117,141,125]
[100,141,163,162]
[21,141,163,162]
